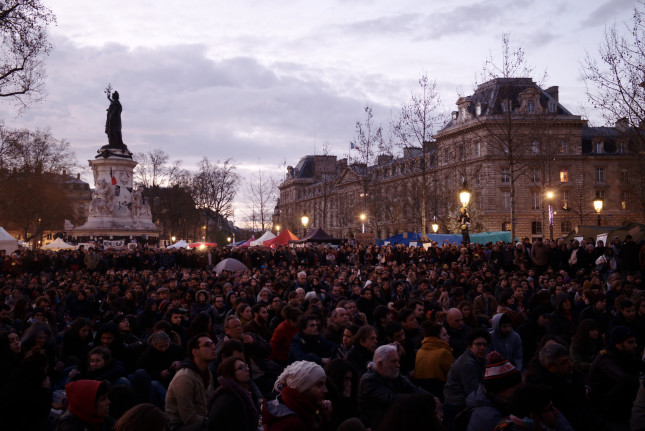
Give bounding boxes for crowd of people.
[1,234,645,431]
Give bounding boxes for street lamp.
[301,214,309,237]
[593,193,604,226]
[275,224,280,235]
[360,213,366,233]
[546,191,554,241]
[459,181,471,208]
[431,222,439,233]
[171,236,176,243]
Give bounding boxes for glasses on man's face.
[199,341,215,348]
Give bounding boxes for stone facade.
[274,78,645,240]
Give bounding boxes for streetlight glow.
[459,181,471,207]
[431,222,439,233]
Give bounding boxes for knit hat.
[157,300,170,315]
[484,351,522,394]
[274,360,326,393]
[610,325,636,346]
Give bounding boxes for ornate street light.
[431,222,439,233]
[360,213,366,233]
[459,181,471,208]
[301,214,309,237]
[171,236,176,243]
[593,193,604,226]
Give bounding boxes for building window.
[596,168,605,183]
[476,104,482,116]
[618,141,626,154]
[595,141,603,154]
[528,101,535,113]
[531,191,541,210]
[501,100,511,113]
[560,141,568,154]
[532,221,542,235]
[561,191,569,210]
[531,141,539,154]
[502,192,511,210]
[560,168,569,183]
[502,221,511,231]
[548,102,557,113]
[501,170,510,183]
[561,220,573,233]
[531,169,540,183]
[621,191,628,210]
[475,142,481,157]
[620,170,629,183]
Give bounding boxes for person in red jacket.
[270,305,302,366]
[57,380,113,431]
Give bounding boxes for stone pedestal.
[71,151,159,239]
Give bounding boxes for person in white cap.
[262,360,332,431]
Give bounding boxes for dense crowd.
[1,234,645,431]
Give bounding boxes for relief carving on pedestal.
[89,179,114,216]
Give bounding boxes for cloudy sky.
[0,0,638,222]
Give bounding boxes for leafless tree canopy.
[246,166,279,233]
[0,0,55,109]
[581,2,645,133]
[0,126,77,244]
[191,157,240,232]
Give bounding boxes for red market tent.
[263,229,299,247]
[237,236,256,248]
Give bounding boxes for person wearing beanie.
[490,313,523,370]
[589,325,643,427]
[262,360,332,431]
[56,380,113,431]
[465,351,522,431]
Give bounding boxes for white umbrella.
[214,258,249,275]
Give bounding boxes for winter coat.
[444,349,486,409]
[466,385,508,431]
[166,360,214,428]
[489,313,523,370]
[270,320,299,362]
[358,369,425,428]
[208,377,259,431]
[414,336,454,381]
[346,343,374,376]
[289,333,337,365]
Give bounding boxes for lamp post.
[458,181,471,245]
[301,214,309,238]
[275,224,280,235]
[360,213,366,234]
[593,193,604,226]
[171,235,176,243]
[431,216,439,234]
[546,191,554,241]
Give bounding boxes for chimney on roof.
[616,117,630,132]
[77,173,80,180]
[545,86,559,102]
[62,169,67,177]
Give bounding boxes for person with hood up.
[56,380,113,431]
[547,294,578,344]
[262,360,332,431]
[490,313,523,371]
[465,351,523,431]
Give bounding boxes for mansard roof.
[440,77,573,131]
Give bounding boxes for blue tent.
[376,231,514,246]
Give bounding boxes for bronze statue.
[105,89,126,149]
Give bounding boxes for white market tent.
[250,230,276,247]
[42,237,76,251]
[167,239,189,249]
[0,227,19,252]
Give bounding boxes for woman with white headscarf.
[262,360,333,431]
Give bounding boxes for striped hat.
[484,351,522,394]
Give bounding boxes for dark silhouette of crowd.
[1,234,645,431]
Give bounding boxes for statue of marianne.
[105,90,126,149]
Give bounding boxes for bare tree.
[393,74,444,235]
[353,106,384,224]
[134,149,171,189]
[191,158,239,239]
[0,127,77,245]
[474,34,544,240]
[0,1,55,109]
[246,165,279,233]
[581,2,645,140]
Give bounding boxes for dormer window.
[476,104,481,116]
[460,107,467,119]
[527,101,535,113]
[596,141,603,154]
[548,102,557,113]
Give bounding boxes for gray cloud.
[581,0,636,28]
